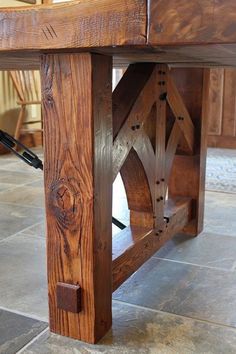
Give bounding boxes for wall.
[207,69,236,149]
[0,0,41,136]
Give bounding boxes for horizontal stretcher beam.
[112,197,192,291]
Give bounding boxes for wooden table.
[1,0,235,344]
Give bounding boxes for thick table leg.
[41,53,112,343]
[168,68,209,236]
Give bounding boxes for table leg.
[168,68,209,236]
[40,53,112,343]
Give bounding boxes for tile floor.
[0,148,236,353]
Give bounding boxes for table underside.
[1,43,236,70]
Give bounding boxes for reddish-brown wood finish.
[3,1,236,69]
[149,0,236,45]
[112,68,156,181]
[167,73,195,154]
[168,69,209,235]
[207,68,236,149]
[112,197,192,291]
[56,283,82,314]
[165,122,182,189]
[41,53,112,343]
[0,0,146,51]
[0,1,218,343]
[154,65,167,231]
[112,64,156,228]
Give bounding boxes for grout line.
[0,305,48,323]
[151,256,232,272]
[0,220,45,244]
[112,299,236,331]
[16,327,49,354]
[20,233,46,240]
[205,188,236,195]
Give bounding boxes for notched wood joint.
[56,282,82,313]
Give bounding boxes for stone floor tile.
[21,221,46,239]
[0,183,16,193]
[22,302,236,354]
[0,185,45,208]
[0,309,47,354]
[0,234,47,320]
[0,161,41,175]
[154,231,236,271]
[25,179,44,189]
[0,203,44,241]
[204,191,236,237]
[113,258,236,328]
[0,170,41,186]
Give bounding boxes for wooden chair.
[9,70,42,141]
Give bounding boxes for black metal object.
[112,217,126,230]
[0,130,43,170]
[0,129,127,229]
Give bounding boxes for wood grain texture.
[4,43,236,70]
[208,135,236,149]
[206,68,236,148]
[112,68,156,181]
[154,65,167,231]
[168,68,208,236]
[120,148,153,218]
[133,130,155,207]
[112,63,156,138]
[207,69,224,135]
[113,63,156,228]
[0,0,146,51]
[222,69,236,137]
[3,0,236,69]
[112,197,192,291]
[165,121,182,189]
[41,53,112,343]
[149,0,236,45]
[167,71,195,154]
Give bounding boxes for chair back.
[9,70,41,105]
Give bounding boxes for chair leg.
[14,105,26,141]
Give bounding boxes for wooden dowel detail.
[168,68,208,235]
[167,71,195,154]
[155,65,167,231]
[112,66,156,181]
[113,63,156,138]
